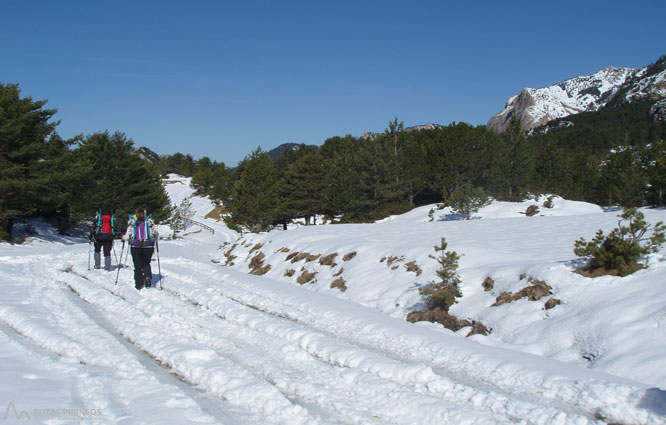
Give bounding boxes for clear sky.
[2,0,664,166]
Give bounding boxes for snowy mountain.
[1,176,665,424]
[488,55,666,132]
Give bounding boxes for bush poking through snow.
[418,238,462,311]
[404,261,422,275]
[319,253,338,267]
[482,276,494,291]
[297,270,317,284]
[491,277,553,306]
[574,207,666,276]
[330,278,347,292]
[443,183,491,220]
[342,251,357,261]
[544,298,561,310]
[525,205,540,217]
[542,196,555,209]
[249,252,271,275]
[406,308,488,336]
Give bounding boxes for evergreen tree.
[73,131,170,222]
[0,83,76,238]
[419,238,462,311]
[445,183,491,220]
[596,146,648,207]
[320,136,368,219]
[278,150,326,225]
[231,148,279,232]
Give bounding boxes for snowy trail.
[0,238,664,425]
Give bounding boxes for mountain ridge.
[488,54,666,133]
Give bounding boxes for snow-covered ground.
[1,175,665,424]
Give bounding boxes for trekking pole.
[112,240,119,265]
[115,240,125,285]
[156,239,162,290]
[88,240,92,270]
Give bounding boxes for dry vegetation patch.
[332,268,344,277]
[404,261,422,276]
[319,253,338,267]
[544,298,561,310]
[330,278,347,292]
[249,243,264,254]
[249,252,271,275]
[224,243,238,266]
[297,270,317,284]
[343,251,357,261]
[407,308,489,337]
[492,276,553,306]
[284,269,295,277]
[204,205,228,221]
[482,277,494,291]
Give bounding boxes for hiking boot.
[145,277,151,288]
[94,265,101,270]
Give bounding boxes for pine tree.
[278,150,326,225]
[0,83,76,238]
[72,131,170,223]
[445,183,491,220]
[231,148,279,232]
[419,238,462,310]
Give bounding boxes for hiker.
[122,209,159,290]
[89,210,116,271]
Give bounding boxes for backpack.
[130,214,155,247]
[95,212,115,235]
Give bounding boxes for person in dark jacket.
[89,210,116,271]
[122,209,159,290]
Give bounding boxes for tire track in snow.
[75,265,507,425]
[160,257,659,425]
[156,263,602,425]
[58,270,246,425]
[62,266,331,425]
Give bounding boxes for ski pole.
[88,240,92,270]
[115,240,125,285]
[156,239,162,290]
[112,240,119,265]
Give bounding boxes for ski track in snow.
[1,240,663,425]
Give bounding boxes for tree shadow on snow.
[638,388,666,416]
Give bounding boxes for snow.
[1,174,665,424]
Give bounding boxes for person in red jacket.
[89,210,116,271]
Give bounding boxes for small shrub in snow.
[482,276,494,291]
[319,253,337,267]
[332,268,343,277]
[284,269,295,277]
[491,278,552,306]
[297,270,317,284]
[342,251,357,261]
[404,261,422,276]
[574,207,666,276]
[525,205,540,217]
[418,238,462,311]
[249,252,271,275]
[542,196,555,209]
[330,278,347,292]
[544,298,561,310]
[443,183,491,220]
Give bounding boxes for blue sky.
[2,0,664,166]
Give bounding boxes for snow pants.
[130,246,154,289]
